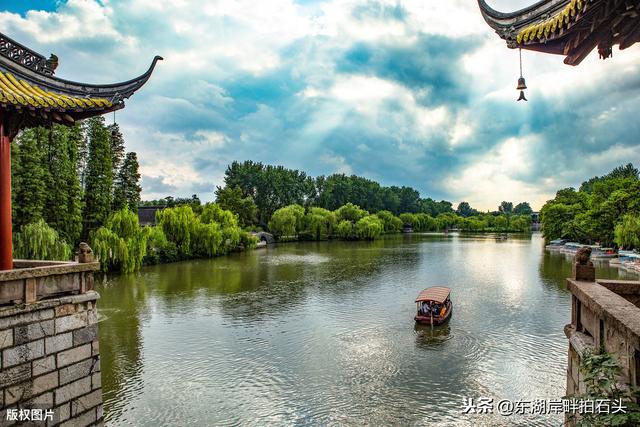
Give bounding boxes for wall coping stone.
[568,279,640,349]
[0,291,99,319]
[0,261,99,282]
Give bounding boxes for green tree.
[13,128,47,227]
[83,117,113,236]
[108,123,125,190]
[13,219,72,261]
[155,205,197,256]
[614,215,640,249]
[223,161,313,225]
[200,203,238,228]
[304,207,336,240]
[268,205,304,238]
[335,203,368,222]
[456,201,478,217]
[214,185,258,228]
[374,210,403,233]
[513,202,533,215]
[499,201,513,214]
[335,219,355,240]
[43,125,83,244]
[91,208,147,273]
[354,215,383,240]
[113,152,142,210]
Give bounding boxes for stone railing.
[0,246,103,426]
[0,260,99,306]
[565,275,640,397]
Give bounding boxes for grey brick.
[57,343,91,368]
[0,328,13,350]
[59,357,99,386]
[0,309,54,330]
[54,377,91,405]
[73,324,98,346]
[49,403,71,425]
[55,304,76,317]
[71,389,102,416]
[32,355,56,376]
[55,312,87,334]
[4,371,58,405]
[2,339,44,367]
[91,372,102,390]
[14,320,54,345]
[0,362,31,388]
[45,332,73,354]
[87,310,98,325]
[60,407,96,427]
[25,390,53,407]
[91,340,99,356]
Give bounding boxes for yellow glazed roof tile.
[517,0,585,44]
[0,71,112,110]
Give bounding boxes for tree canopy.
[540,163,640,247]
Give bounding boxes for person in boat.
[421,301,430,315]
[432,303,441,316]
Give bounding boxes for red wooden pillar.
[0,113,12,271]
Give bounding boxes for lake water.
[96,233,637,426]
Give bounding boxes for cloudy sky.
[1,0,639,210]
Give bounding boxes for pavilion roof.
[0,32,161,130]
[477,0,640,65]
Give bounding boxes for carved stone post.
[572,247,595,282]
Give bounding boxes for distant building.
[138,206,164,227]
[532,212,540,231]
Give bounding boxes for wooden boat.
[414,286,452,325]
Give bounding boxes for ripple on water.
[99,234,574,426]
[262,253,331,265]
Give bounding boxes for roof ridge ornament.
[0,33,57,76]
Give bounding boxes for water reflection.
[96,233,637,426]
[414,324,452,348]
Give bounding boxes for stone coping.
[568,279,640,349]
[0,259,100,282]
[596,279,640,296]
[0,290,99,318]
[564,324,595,355]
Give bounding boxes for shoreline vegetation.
[9,122,533,273]
[540,163,640,249]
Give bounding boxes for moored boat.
[553,242,617,259]
[414,286,452,325]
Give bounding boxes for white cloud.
[445,136,552,210]
[3,0,640,205]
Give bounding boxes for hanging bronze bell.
[516,77,527,101]
[516,77,527,90]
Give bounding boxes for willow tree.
[91,208,147,273]
[13,220,72,261]
[614,215,640,249]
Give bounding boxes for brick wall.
[0,291,102,426]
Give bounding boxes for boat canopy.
[415,287,451,303]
